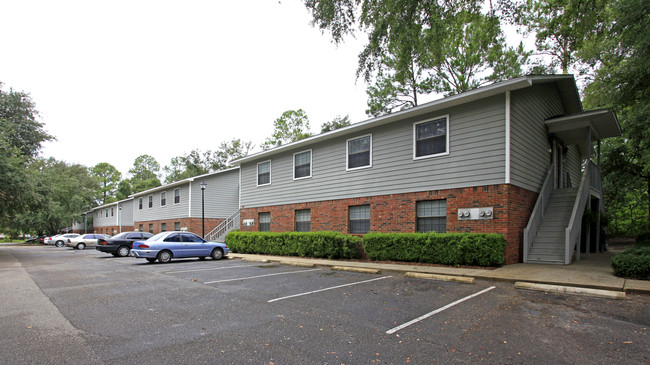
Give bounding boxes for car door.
[162,233,185,257]
[86,234,100,247]
[180,233,210,257]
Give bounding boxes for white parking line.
[268,276,392,303]
[204,268,322,284]
[386,286,496,335]
[165,264,255,274]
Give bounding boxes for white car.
[45,234,80,247]
[66,234,110,250]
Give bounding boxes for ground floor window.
[161,223,167,232]
[259,212,271,232]
[417,200,447,233]
[139,224,143,232]
[174,222,181,231]
[349,205,370,234]
[295,209,311,232]
[148,224,154,234]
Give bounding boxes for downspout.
[505,91,511,184]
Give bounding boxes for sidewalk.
[228,251,650,295]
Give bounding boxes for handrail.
[205,209,240,242]
[523,164,555,263]
[564,161,593,264]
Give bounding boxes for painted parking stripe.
[165,264,255,274]
[268,276,393,303]
[204,268,322,284]
[386,286,496,335]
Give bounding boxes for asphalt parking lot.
[1,245,648,364]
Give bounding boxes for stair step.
[527,253,565,264]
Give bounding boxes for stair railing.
[523,164,555,263]
[564,161,594,264]
[205,209,240,242]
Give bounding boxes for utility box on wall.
[242,219,255,227]
[457,207,493,220]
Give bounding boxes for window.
[161,223,167,232]
[174,222,181,231]
[349,205,370,234]
[174,188,180,204]
[295,209,311,232]
[417,200,447,233]
[347,135,372,170]
[138,198,143,210]
[257,160,271,186]
[148,224,154,234]
[111,207,114,217]
[414,116,449,159]
[148,194,153,208]
[105,209,108,218]
[293,150,312,180]
[259,212,271,232]
[161,192,166,206]
[139,224,143,232]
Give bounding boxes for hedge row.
[225,231,506,267]
[225,231,362,259]
[363,232,506,267]
[611,247,650,280]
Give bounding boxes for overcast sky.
[1,0,377,176]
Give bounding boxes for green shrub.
[611,246,650,280]
[635,231,650,247]
[363,232,506,267]
[225,231,362,259]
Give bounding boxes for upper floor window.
[160,191,166,206]
[138,198,143,210]
[111,207,114,217]
[347,134,372,170]
[416,200,447,233]
[293,150,312,180]
[414,116,449,159]
[257,160,271,186]
[148,194,153,208]
[174,188,180,204]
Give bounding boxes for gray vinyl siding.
[133,184,190,221]
[565,145,582,187]
[241,95,507,208]
[189,169,239,217]
[509,84,566,192]
[92,199,134,228]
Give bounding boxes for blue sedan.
[131,231,229,263]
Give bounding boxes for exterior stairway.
[527,188,578,264]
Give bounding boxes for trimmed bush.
[225,231,362,259]
[611,246,650,280]
[363,232,506,267]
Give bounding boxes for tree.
[582,0,650,232]
[128,154,161,193]
[116,179,132,201]
[90,162,122,204]
[261,109,313,150]
[0,83,53,228]
[214,138,254,169]
[321,115,352,133]
[304,1,527,116]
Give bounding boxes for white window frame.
[138,198,143,210]
[257,160,272,187]
[293,150,312,180]
[346,134,373,171]
[413,115,450,160]
[148,194,153,209]
[174,188,181,205]
[160,191,166,207]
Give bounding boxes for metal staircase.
[526,188,578,264]
[205,209,240,242]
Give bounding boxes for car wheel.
[117,246,130,257]
[55,241,64,247]
[146,258,156,263]
[77,243,86,250]
[211,248,224,260]
[157,250,172,263]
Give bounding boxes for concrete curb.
[331,266,381,274]
[405,272,476,284]
[514,281,626,299]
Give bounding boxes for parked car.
[131,231,229,263]
[25,236,46,244]
[66,234,110,250]
[45,234,80,247]
[95,231,154,257]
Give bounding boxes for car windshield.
[111,232,130,239]
[148,232,168,241]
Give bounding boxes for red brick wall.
[133,218,224,236]
[240,184,538,264]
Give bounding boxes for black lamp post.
[200,181,207,238]
[118,204,122,233]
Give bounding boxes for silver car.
[66,234,110,250]
[45,234,80,247]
